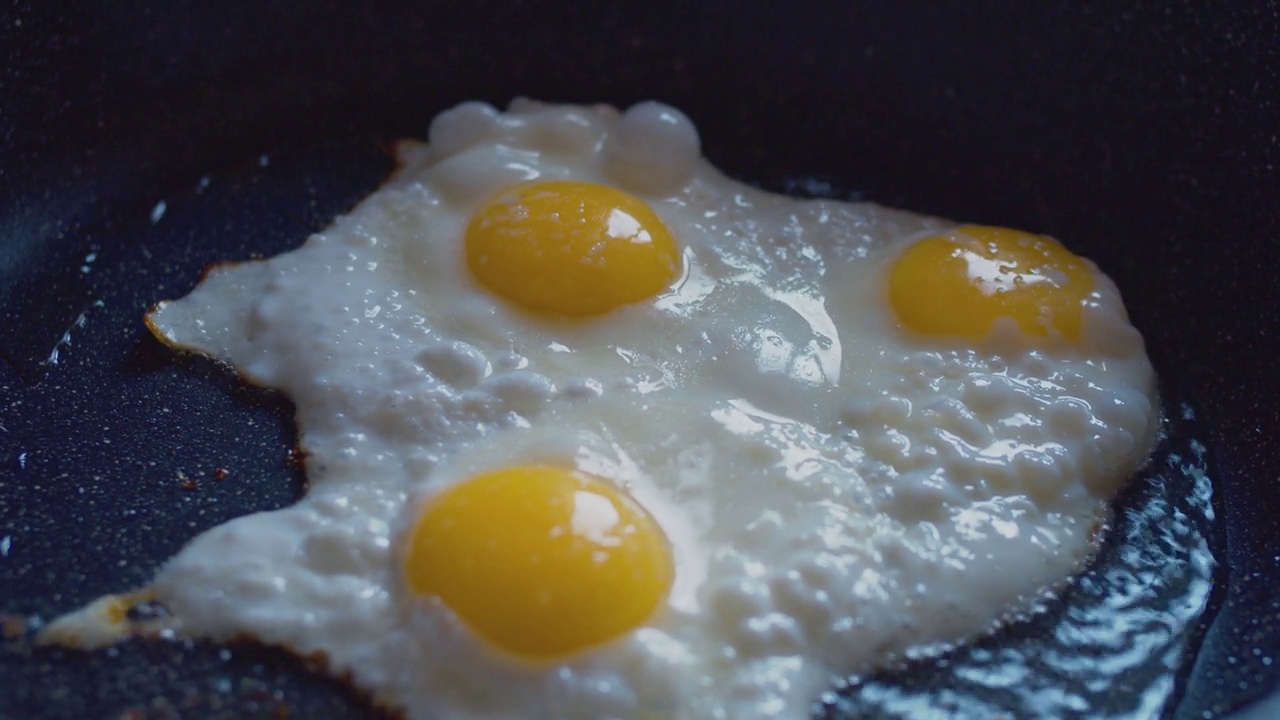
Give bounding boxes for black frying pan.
[2,2,1278,718]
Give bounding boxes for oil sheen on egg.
[108,100,1154,719]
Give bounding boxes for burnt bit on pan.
[2,614,30,651]
[286,444,311,493]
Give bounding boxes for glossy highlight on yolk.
[889,224,1094,342]
[402,465,673,660]
[465,180,681,316]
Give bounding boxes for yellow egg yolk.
[889,224,1094,342]
[465,180,681,316]
[402,465,673,660]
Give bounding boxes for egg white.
[51,99,1157,720]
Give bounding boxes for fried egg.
[44,99,1158,719]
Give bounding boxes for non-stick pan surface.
[2,2,1278,718]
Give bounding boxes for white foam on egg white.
[51,99,1157,719]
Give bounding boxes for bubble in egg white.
[57,99,1156,720]
[604,101,702,194]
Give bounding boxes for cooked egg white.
[44,99,1157,720]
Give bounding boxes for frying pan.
[2,1,1277,718]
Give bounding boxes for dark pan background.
[1,1,1278,718]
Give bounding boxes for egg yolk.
[402,465,673,660]
[465,180,681,316]
[889,224,1094,341]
